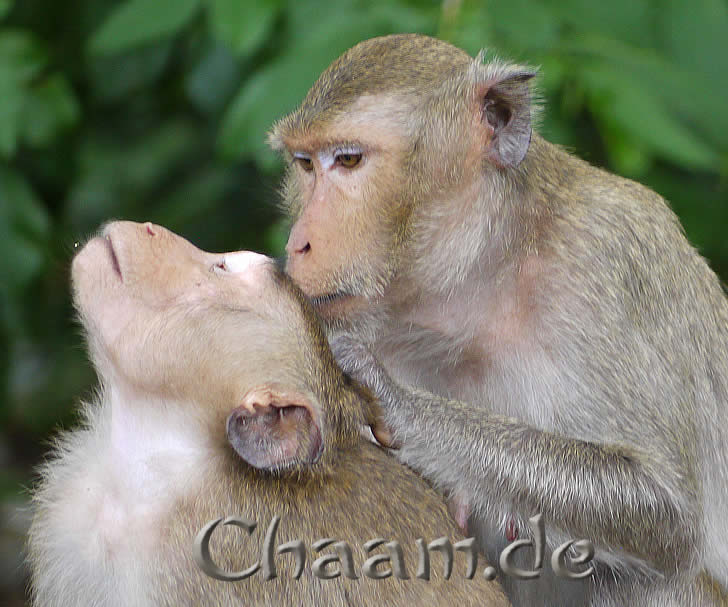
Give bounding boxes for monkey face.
[271,96,417,326]
[71,221,318,414]
[268,36,536,332]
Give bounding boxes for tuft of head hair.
[269,34,473,148]
[268,34,541,157]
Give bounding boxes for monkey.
[268,33,728,606]
[26,220,510,607]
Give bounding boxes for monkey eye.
[334,152,362,169]
[293,153,314,172]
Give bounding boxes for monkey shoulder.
[532,145,721,331]
[521,142,728,429]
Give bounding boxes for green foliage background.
[1,0,726,601]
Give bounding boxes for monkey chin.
[310,292,367,324]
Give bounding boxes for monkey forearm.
[330,333,697,571]
[385,384,696,572]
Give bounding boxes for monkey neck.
[370,136,565,391]
[105,382,218,487]
[399,134,556,300]
[51,382,221,566]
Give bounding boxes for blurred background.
[1,0,726,603]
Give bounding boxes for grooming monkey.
[27,221,508,607]
[270,33,728,606]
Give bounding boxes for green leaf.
[21,74,80,148]
[558,34,728,151]
[442,0,496,54]
[218,4,406,168]
[580,63,720,173]
[185,41,239,114]
[0,0,14,20]
[600,130,652,177]
[489,0,560,53]
[152,165,233,229]
[659,0,728,97]
[66,121,200,231]
[208,0,282,57]
[545,0,654,47]
[0,30,51,80]
[367,2,437,37]
[0,166,51,296]
[89,0,201,55]
[0,77,21,157]
[88,41,173,102]
[264,217,290,257]
[0,30,48,157]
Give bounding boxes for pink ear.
[226,386,323,471]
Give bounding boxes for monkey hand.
[329,332,390,396]
[329,332,411,448]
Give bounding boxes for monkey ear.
[226,386,323,471]
[478,69,536,168]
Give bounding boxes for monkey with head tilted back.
[27,221,509,606]
[270,33,728,606]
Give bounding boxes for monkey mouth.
[103,236,123,280]
[308,290,365,321]
[309,291,352,306]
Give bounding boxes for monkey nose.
[222,251,269,273]
[285,233,312,257]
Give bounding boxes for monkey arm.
[393,393,697,574]
[330,334,699,575]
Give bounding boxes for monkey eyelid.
[292,152,314,171]
[318,145,364,170]
[331,144,363,156]
[326,144,364,161]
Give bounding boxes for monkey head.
[71,221,362,472]
[269,33,535,325]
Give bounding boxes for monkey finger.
[447,491,471,535]
[371,418,400,449]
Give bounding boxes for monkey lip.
[309,291,352,307]
[308,291,364,319]
[103,236,123,280]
